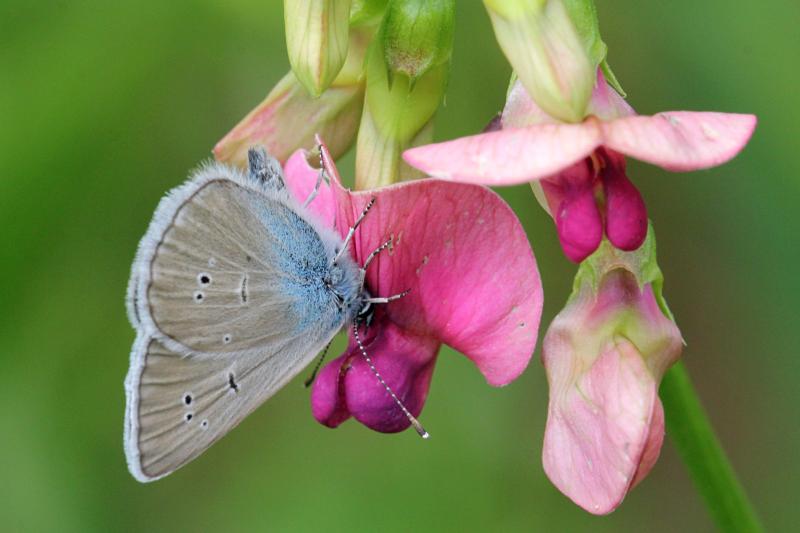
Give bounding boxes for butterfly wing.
[128,161,344,357]
[125,333,330,481]
[124,161,346,480]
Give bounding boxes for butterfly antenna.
[352,323,430,439]
[304,341,332,388]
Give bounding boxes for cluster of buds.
[215,0,455,188]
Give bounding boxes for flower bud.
[484,0,596,122]
[214,28,371,167]
[355,0,454,188]
[284,0,353,97]
[542,227,683,513]
[349,0,390,27]
[382,0,455,82]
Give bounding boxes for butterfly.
[124,147,423,482]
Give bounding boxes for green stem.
[660,361,764,532]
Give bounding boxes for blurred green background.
[1,1,797,531]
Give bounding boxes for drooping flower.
[542,228,682,514]
[282,140,543,433]
[403,70,757,262]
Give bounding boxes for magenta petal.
[402,124,602,185]
[343,321,439,433]
[310,354,352,428]
[330,179,543,386]
[543,336,660,515]
[283,149,336,228]
[541,162,603,263]
[602,156,648,251]
[603,112,757,171]
[284,140,542,398]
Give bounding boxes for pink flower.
[403,71,756,262]
[541,236,683,514]
[282,141,543,433]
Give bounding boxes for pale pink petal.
[630,398,665,488]
[402,124,602,185]
[501,79,560,128]
[542,336,659,515]
[283,149,336,228]
[214,73,363,167]
[585,70,635,121]
[602,112,757,171]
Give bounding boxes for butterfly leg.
[247,147,285,189]
[364,290,410,305]
[358,237,392,288]
[332,197,376,265]
[302,167,326,208]
[302,149,330,208]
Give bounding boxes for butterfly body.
[124,150,365,481]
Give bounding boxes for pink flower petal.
[213,73,363,167]
[338,183,542,386]
[343,319,439,432]
[585,70,635,121]
[602,112,757,171]
[310,353,352,429]
[539,159,603,263]
[402,124,602,185]
[630,398,665,489]
[601,154,648,252]
[305,141,543,387]
[283,149,336,228]
[542,336,659,515]
[310,319,439,433]
[501,80,561,128]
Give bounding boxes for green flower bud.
[484,0,596,122]
[382,0,455,82]
[284,0,353,97]
[354,0,454,188]
[350,0,389,27]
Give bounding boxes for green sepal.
[572,223,675,321]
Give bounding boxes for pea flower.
[541,229,682,514]
[403,70,757,261]
[283,140,543,433]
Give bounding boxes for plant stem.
[660,361,764,533]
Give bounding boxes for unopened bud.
[484,0,596,122]
[355,0,454,188]
[284,0,353,97]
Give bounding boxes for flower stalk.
[355,0,454,188]
[661,363,764,532]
